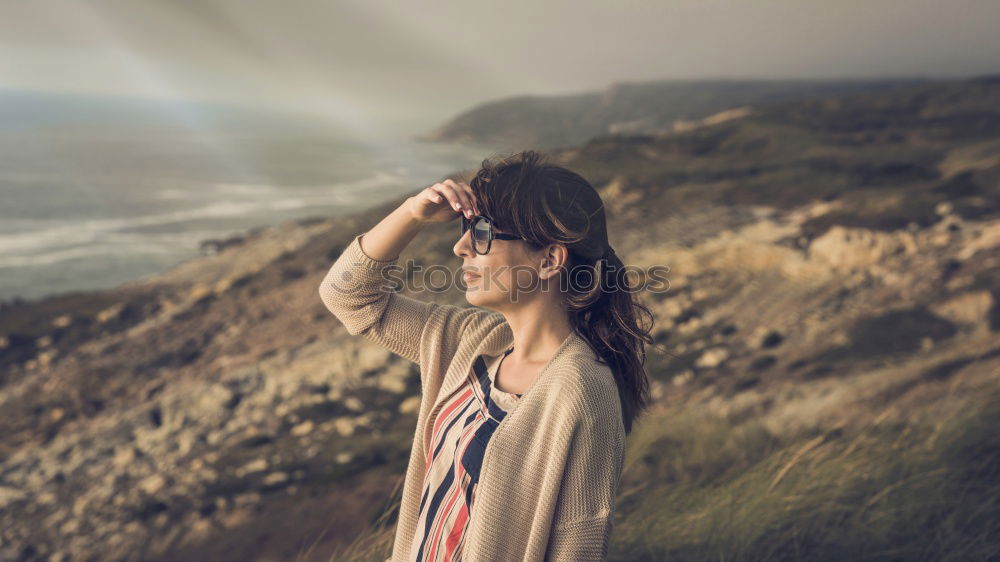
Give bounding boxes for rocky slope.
[1,74,998,561]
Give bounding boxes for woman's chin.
[464,288,488,305]
[464,289,479,303]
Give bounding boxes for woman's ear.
[540,244,568,281]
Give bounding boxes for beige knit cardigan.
[318,232,626,561]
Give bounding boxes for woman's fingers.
[443,181,475,218]
[426,179,479,218]
[463,183,480,215]
[442,179,477,217]
[440,180,469,216]
[432,182,467,217]
[462,183,479,215]
[422,186,444,204]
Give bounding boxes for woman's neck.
[502,301,573,365]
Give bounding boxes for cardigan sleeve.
[545,379,627,561]
[318,232,436,364]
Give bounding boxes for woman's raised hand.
[407,179,480,224]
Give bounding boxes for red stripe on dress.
[443,493,471,561]
[426,468,466,561]
[426,412,481,560]
[425,387,474,474]
[425,404,483,561]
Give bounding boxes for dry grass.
[608,368,1000,561]
[293,473,402,562]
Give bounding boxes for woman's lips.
[463,272,481,282]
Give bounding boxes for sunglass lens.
[473,218,491,253]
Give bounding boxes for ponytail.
[566,247,654,436]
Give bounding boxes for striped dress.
[407,348,521,562]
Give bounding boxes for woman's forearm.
[318,197,434,364]
[318,180,479,365]
[358,198,426,262]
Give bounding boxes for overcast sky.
[2,0,998,135]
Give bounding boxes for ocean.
[0,91,498,302]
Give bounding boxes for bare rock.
[398,396,421,415]
[290,420,314,436]
[930,290,994,327]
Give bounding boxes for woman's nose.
[454,229,474,257]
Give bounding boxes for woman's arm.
[318,230,430,364]
[546,374,627,561]
[355,178,479,261]
[318,181,482,365]
[355,200,426,262]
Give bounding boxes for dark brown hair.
[466,149,654,435]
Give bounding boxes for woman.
[319,150,654,561]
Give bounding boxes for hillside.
[416,77,936,151]
[1,74,998,561]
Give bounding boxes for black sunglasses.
[460,215,523,255]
